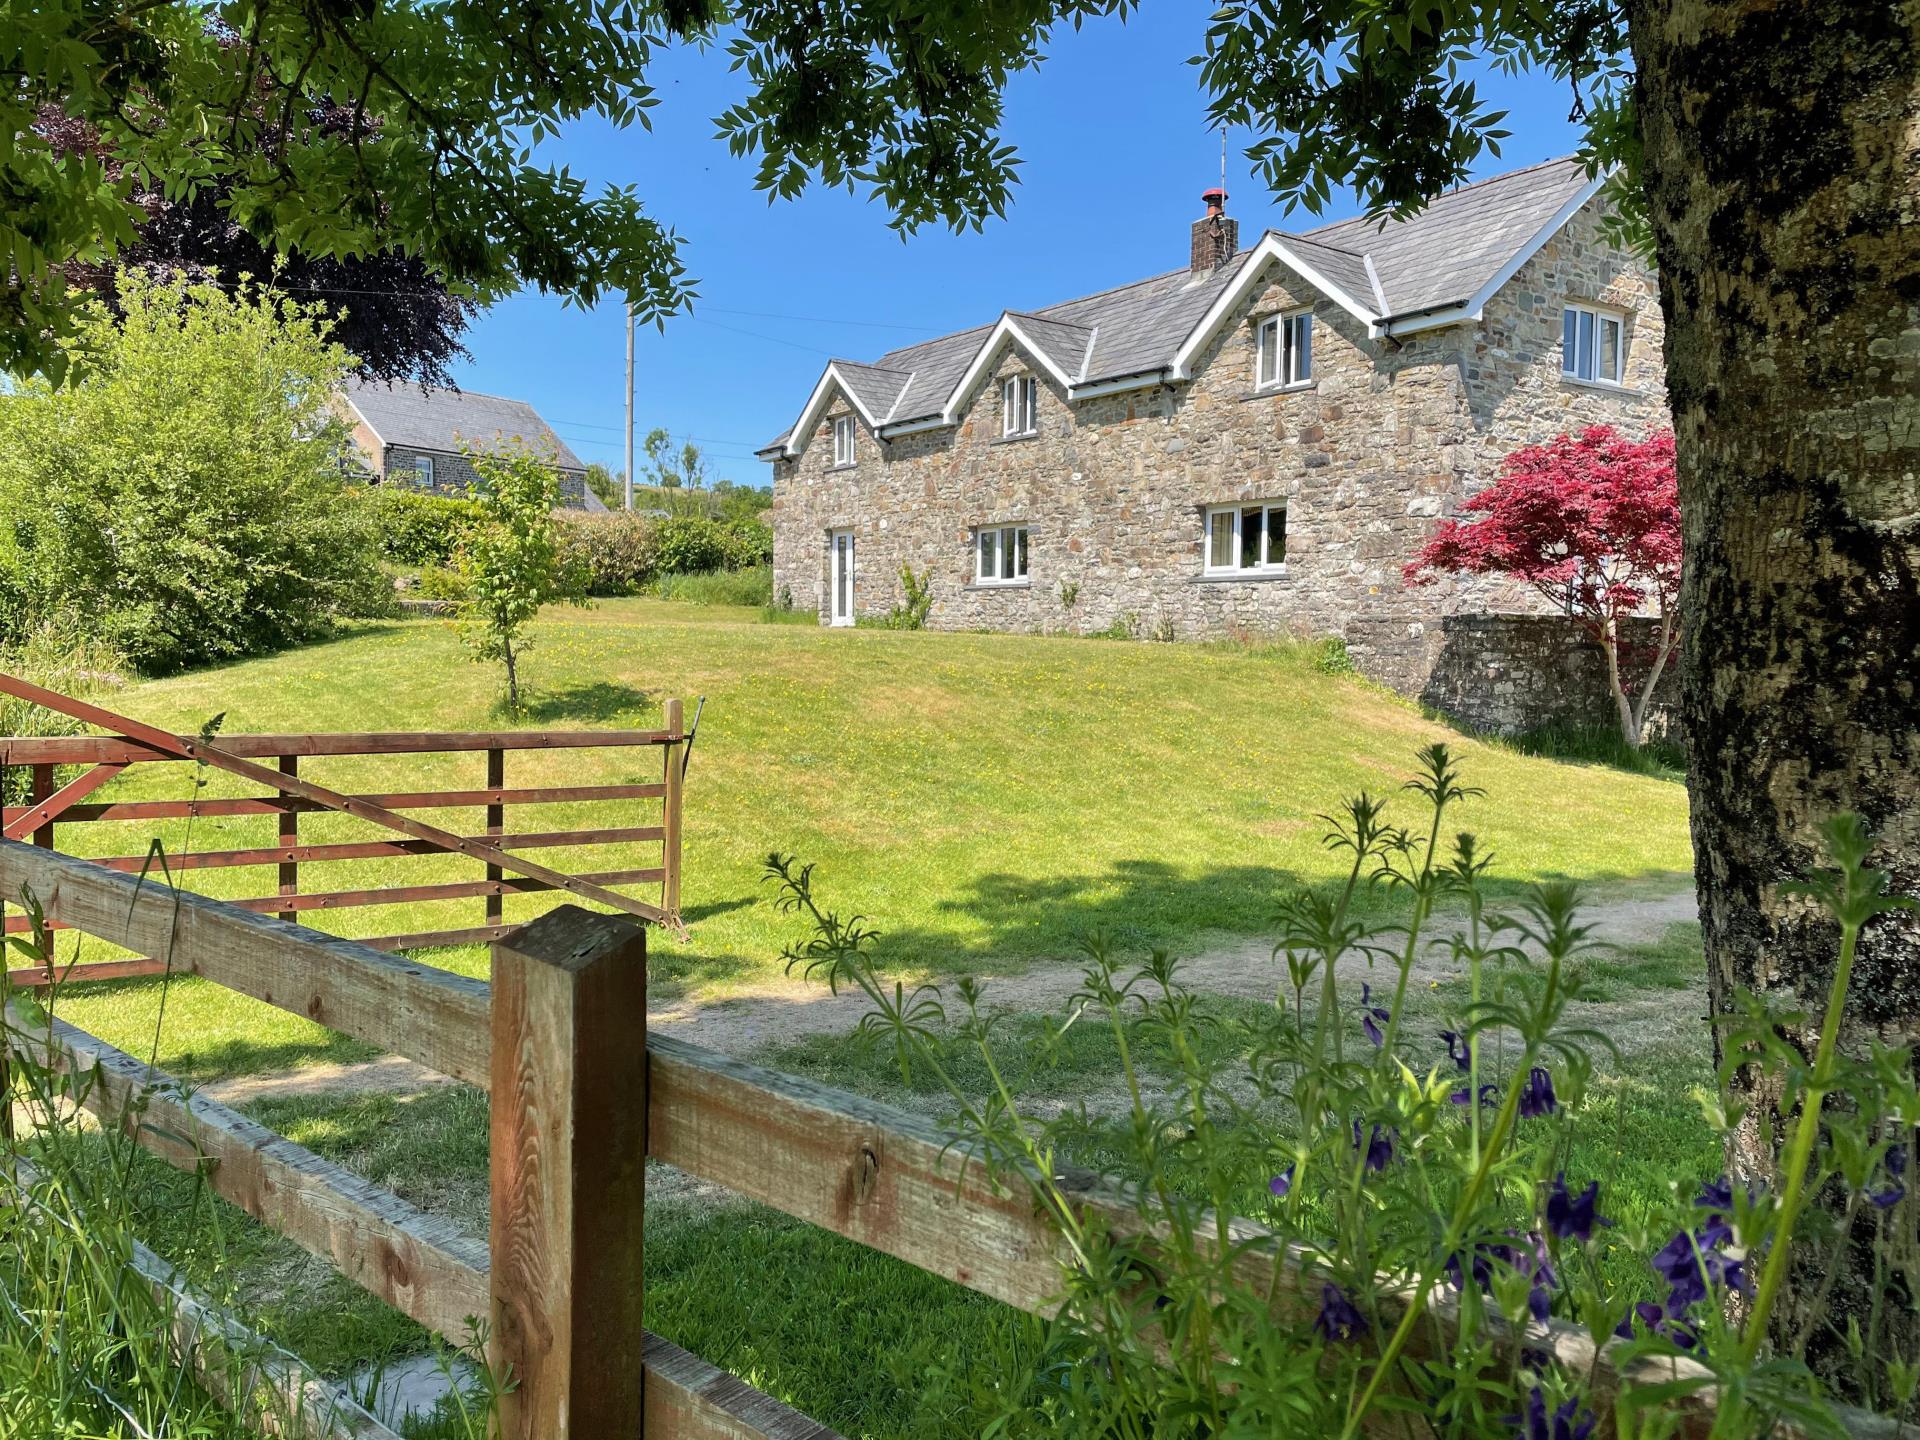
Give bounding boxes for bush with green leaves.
[0,273,388,674]
[770,747,1918,1438]
[362,487,483,568]
[555,510,659,596]
[454,444,589,709]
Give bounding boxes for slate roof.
[344,379,585,470]
[764,157,1600,454]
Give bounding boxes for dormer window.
[832,414,857,467]
[1562,303,1625,385]
[1256,311,1312,390]
[1002,376,1038,437]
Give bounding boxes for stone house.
[340,379,595,510]
[759,157,1673,726]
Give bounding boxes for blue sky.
[449,12,1590,487]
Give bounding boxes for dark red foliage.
[1404,426,1680,650]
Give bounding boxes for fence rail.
[0,675,688,980]
[0,834,1811,1440]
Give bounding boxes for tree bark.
[1628,0,1919,1393]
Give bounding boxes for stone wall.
[1420,613,1682,739]
[769,195,1669,700]
[385,444,588,509]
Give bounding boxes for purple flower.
[1269,1164,1295,1199]
[1449,1082,1499,1107]
[1350,1119,1394,1172]
[1357,983,1390,1047]
[1869,1143,1908,1208]
[1652,1228,1747,1309]
[1545,1174,1611,1243]
[1314,1282,1368,1342]
[1509,1387,1597,1440]
[1441,1029,1471,1072]
[1517,1067,1557,1118]
[1614,1298,1700,1352]
[1447,1233,1555,1324]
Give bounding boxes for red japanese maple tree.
[1405,426,1681,748]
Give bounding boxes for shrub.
[770,752,1920,1436]
[652,564,773,607]
[0,273,387,674]
[876,565,933,630]
[652,516,731,575]
[361,487,482,568]
[555,510,658,595]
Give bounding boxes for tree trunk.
[1627,0,1919,1393]
[1601,616,1643,748]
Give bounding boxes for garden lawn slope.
[41,599,1689,991]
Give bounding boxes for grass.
[41,600,1690,1072]
[650,564,773,607]
[84,920,1719,1438]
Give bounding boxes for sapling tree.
[454,446,588,710]
[1406,426,1681,748]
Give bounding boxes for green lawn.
[10,602,1707,1436]
[40,600,1690,1074]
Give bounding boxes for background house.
[761,157,1672,734]
[341,379,594,509]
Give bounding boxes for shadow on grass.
[512,680,657,725]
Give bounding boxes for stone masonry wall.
[386,444,588,509]
[1421,614,1682,740]
[769,196,1669,700]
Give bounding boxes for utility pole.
[623,304,635,511]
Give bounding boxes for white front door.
[829,529,855,626]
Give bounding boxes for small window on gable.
[1256,311,1312,390]
[1001,376,1038,437]
[1203,501,1287,574]
[832,415,857,467]
[975,524,1029,584]
[1562,304,1625,385]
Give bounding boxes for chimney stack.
[1190,187,1238,273]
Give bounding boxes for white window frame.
[1001,376,1038,438]
[1561,303,1626,385]
[411,454,435,487]
[1255,310,1313,391]
[832,415,857,467]
[974,524,1030,585]
[1203,501,1288,575]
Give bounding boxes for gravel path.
[200,884,1700,1107]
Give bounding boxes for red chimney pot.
[1202,187,1228,216]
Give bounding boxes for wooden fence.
[0,682,687,987]
[0,834,1790,1440]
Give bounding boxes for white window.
[1562,304,1625,385]
[1256,311,1312,390]
[1203,502,1287,574]
[975,525,1029,584]
[412,454,435,487]
[1001,376,1038,437]
[832,415,857,467]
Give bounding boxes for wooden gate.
[0,675,688,985]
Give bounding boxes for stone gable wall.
[769,196,1668,712]
[385,444,588,509]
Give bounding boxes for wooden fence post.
[277,756,299,924]
[29,765,53,849]
[661,699,683,922]
[489,906,648,1439]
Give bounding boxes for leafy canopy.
[9,0,1646,382]
[455,444,590,706]
[1404,426,1680,630]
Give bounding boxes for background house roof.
[345,379,586,470]
[765,157,1601,454]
